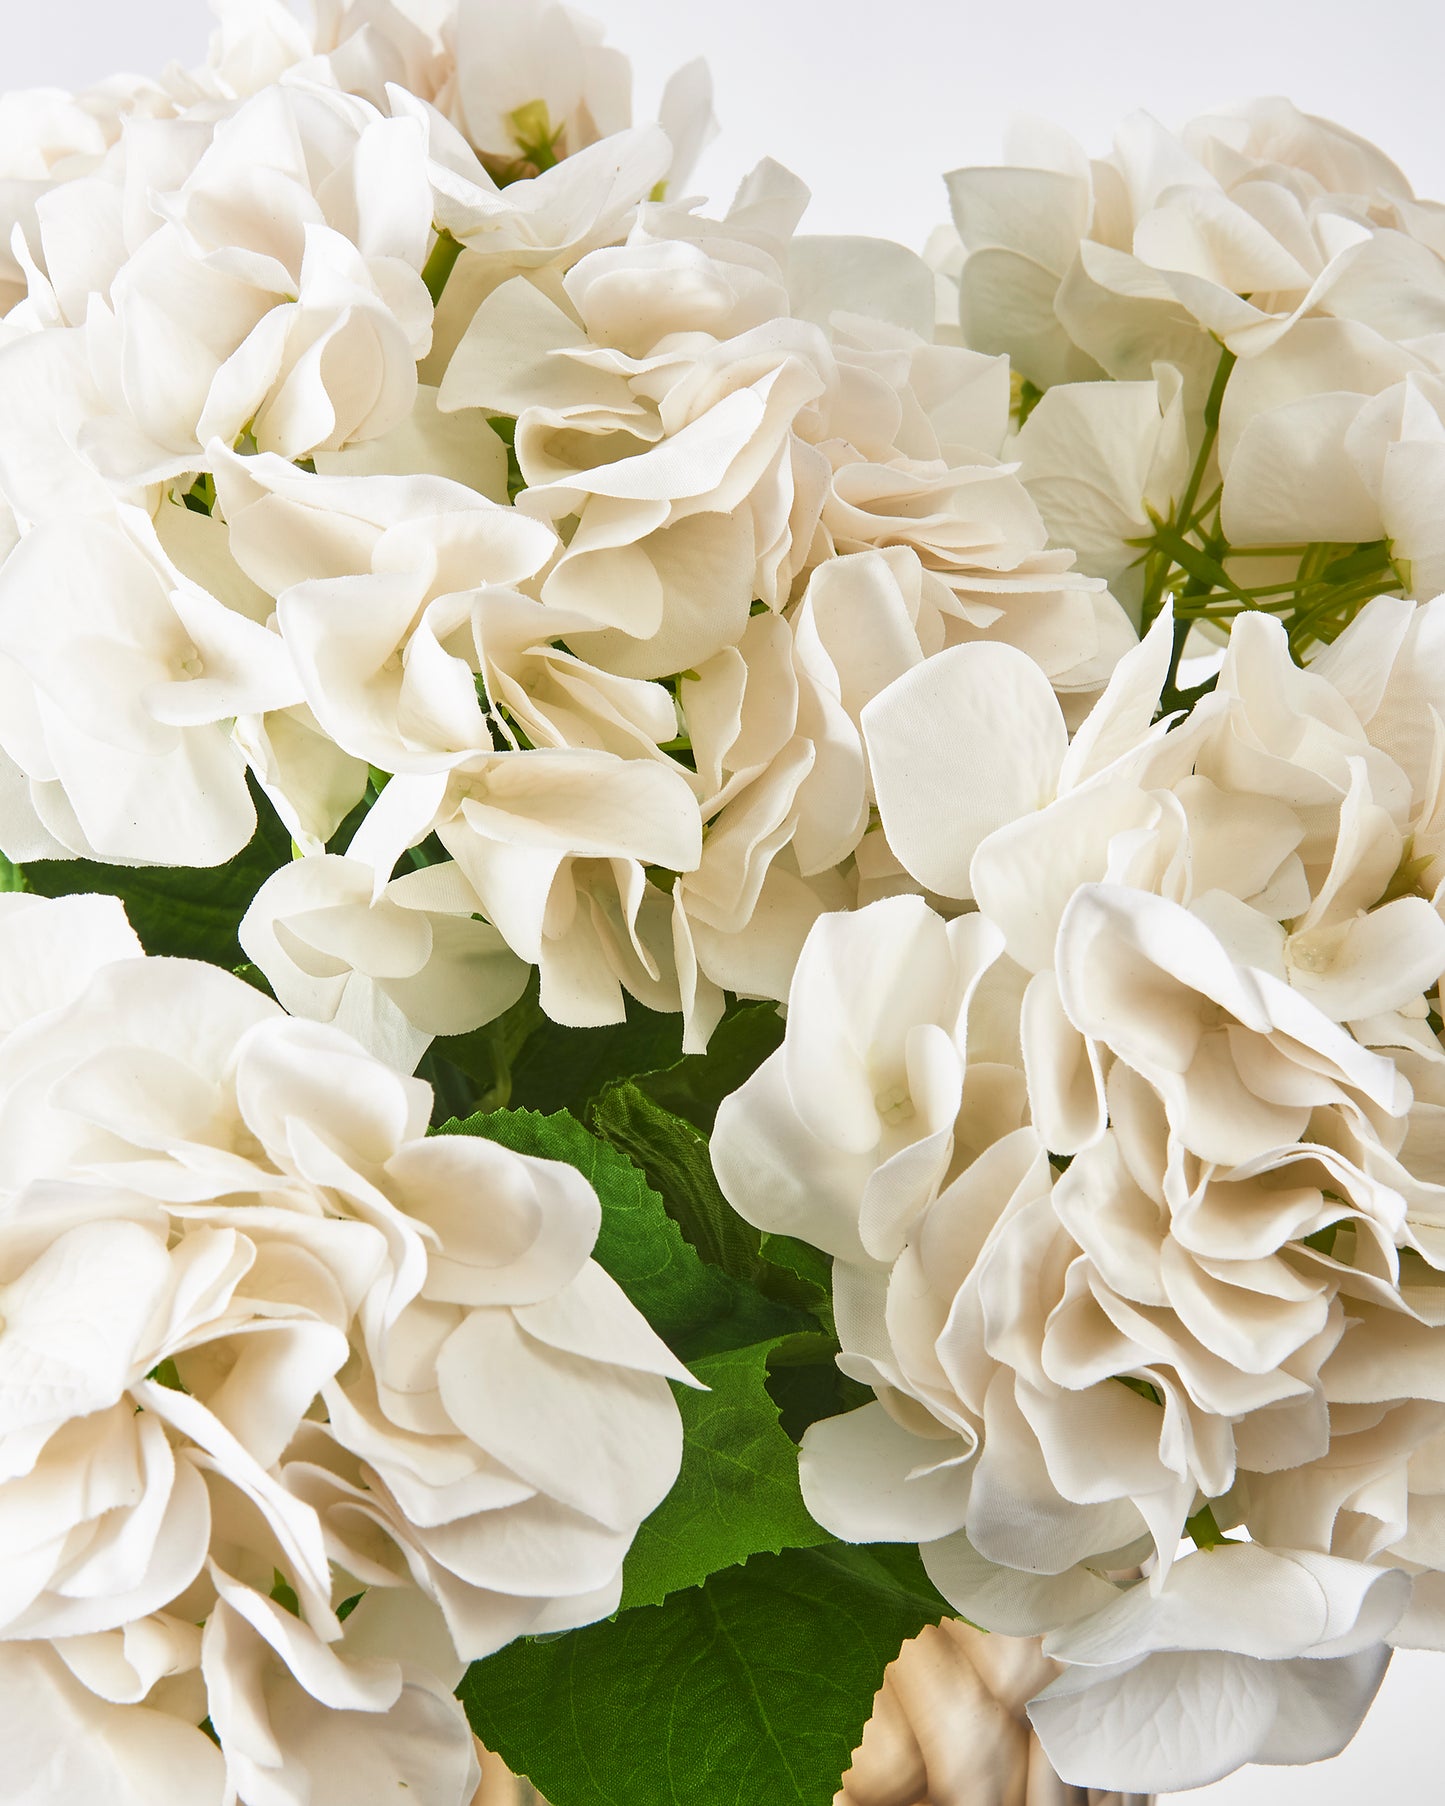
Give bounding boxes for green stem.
[1138,341,1236,633]
[1183,482,1223,535]
[422,229,464,306]
[1148,524,1258,613]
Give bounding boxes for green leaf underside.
[592,1081,760,1278]
[17,777,291,965]
[763,1330,873,1444]
[460,1544,951,1806]
[632,1001,786,1134]
[506,1001,687,1116]
[436,1108,807,1362]
[422,989,784,1137]
[588,1082,830,1321]
[620,1338,832,1613]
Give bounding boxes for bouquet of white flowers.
[3,3,1445,1802]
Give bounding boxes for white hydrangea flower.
[713,588,1445,1792]
[238,851,530,1072]
[0,498,300,865]
[946,98,1445,642]
[0,0,1151,1050]
[0,891,694,1804]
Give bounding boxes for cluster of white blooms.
[13,0,1445,1793]
[713,583,1445,1792]
[931,99,1445,625]
[706,105,1445,1791]
[0,888,692,1806]
[0,0,1131,1067]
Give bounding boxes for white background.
[7,2,1445,1799]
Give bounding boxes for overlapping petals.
[714,589,1445,1791]
[0,892,691,1804]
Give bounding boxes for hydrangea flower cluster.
[715,589,1445,1789]
[707,105,1445,1793]
[0,890,691,1804]
[939,101,1445,626]
[6,2,1445,1803]
[0,0,1124,1067]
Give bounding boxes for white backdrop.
[6,2,1445,1800]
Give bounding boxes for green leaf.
[763,1331,872,1445]
[620,1339,831,1612]
[460,1543,951,1806]
[425,975,545,1118]
[18,779,291,965]
[757,1233,834,1324]
[502,995,784,1128]
[816,1539,961,1621]
[635,1000,784,1134]
[436,1108,807,1361]
[588,1081,761,1277]
[589,1081,833,1324]
[0,855,25,893]
[506,1002,686,1117]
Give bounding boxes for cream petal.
[799,1401,972,1544]
[513,1260,700,1387]
[0,891,142,1035]
[435,1308,682,1533]
[0,1642,225,1806]
[1046,1545,1409,1666]
[1029,1648,1281,1794]
[409,1490,633,1600]
[1020,969,1107,1157]
[922,1532,1120,1638]
[967,1372,1143,1576]
[862,641,1067,900]
[0,1222,170,1434]
[387,1134,596,1309]
[713,1052,879,1265]
[780,896,964,1157]
[54,1613,203,1707]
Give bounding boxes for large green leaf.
[635,1000,785,1134]
[589,1080,833,1323]
[591,1079,758,1278]
[620,1339,830,1612]
[506,1002,685,1116]
[18,779,291,965]
[460,1543,953,1806]
[436,1108,807,1361]
[764,1330,873,1445]
[503,994,783,1126]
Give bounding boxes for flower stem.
[1139,341,1235,634]
[422,229,464,306]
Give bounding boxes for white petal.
[922,1532,1119,1637]
[435,1307,682,1533]
[863,642,1067,899]
[514,1260,700,1388]
[799,1400,972,1543]
[0,1642,224,1806]
[1029,1648,1278,1793]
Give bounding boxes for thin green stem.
[1176,344,1235,531]
[1138,341,1236,634]
[1148,524,1258,612]
[422,229,464,306]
